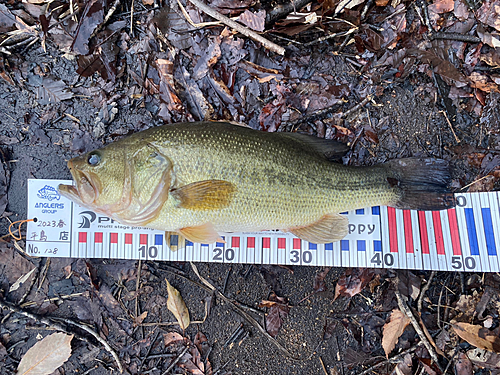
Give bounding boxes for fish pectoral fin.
[179,223,221,244]
[289,214,348,244]
[171,180,236,210]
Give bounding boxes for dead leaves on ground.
[17,332,73,375]
[382,309,410,358]
[164,331,212,375]
[452,323,500,354]
[259,292,291,337]
[166,279,191,331]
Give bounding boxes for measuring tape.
[25,179,500,272]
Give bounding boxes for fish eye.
[87,152,101,166]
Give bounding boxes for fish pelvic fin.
[385,158,456,210]
[288,214,348,244]
[179,223,221,244]
[171,180,236,210]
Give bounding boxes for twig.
[190,262,296,358]
[393,277,442,371]
[357,345,420,375]
[161,345,190,375]
[130,0,135,36]
[342,95,373,119]
[418,271,436,314]
[284,101,345,131]
[460,174,492,191]
[303,28,357,47]
[439,110,460,143]
[430,32,480,43]
[0,298,123,373]
[104,0,121,25]
[186,0,285,55]
[319,356,328,375]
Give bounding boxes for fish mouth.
[58,159,100,206]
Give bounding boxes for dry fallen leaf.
[455,351,474,375]
[166,279,190,330]
[258,292,291,338]
[334,268,375,300]
[382,309,411,358]
[452,322,500,353]
[17,332,73,375]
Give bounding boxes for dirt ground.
[1,0,500,374]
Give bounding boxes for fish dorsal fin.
[288,213,348,244]
[179,223,222,243]
[171,180,236,210]
[274,132,349,160]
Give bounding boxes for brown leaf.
[382,309,411,358]
[237,10,265,32]
[164,332,185,347]
[71,0,105,55]
[134,311,148,325]
[314,267,331,292]
[467,175,496,192]
[259,292,290,337]
[391,353,413,375]
[455,352,474,375]
[476,0,500,32]
[429,0,454,13]
[17,333,73,375]
[397,271,421,300]
[166,279,190,330]
[179,346,205,375]
[334,268,375,300]
[408,49,468,85]
[452,322,500,353]
[469,72,500,93]
[194,331,211,358]
[454,0,471,20]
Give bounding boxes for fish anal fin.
[179,223,221,244]
[165,231,187,252]
[289,214,348,244]
[171,180,236,210]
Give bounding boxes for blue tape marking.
[340,211,348,215]
[465,208,479,256]
[216,236,225,248]
[186,240,193,246]
[201,243,209,247]
[374,240,382,252]
[155,234,163,246]
[356,209,365,215]
[481,208,497,256]
[357,240,366,251]
[309,243,317,250]
[325,243,333,251]
[341,240,349,251]
[170,235,178,246]
[372,206,380,215]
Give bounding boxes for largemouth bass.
[58,122,455,244]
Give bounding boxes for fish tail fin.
[385,158,456,210]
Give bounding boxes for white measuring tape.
[25,179,500,272]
